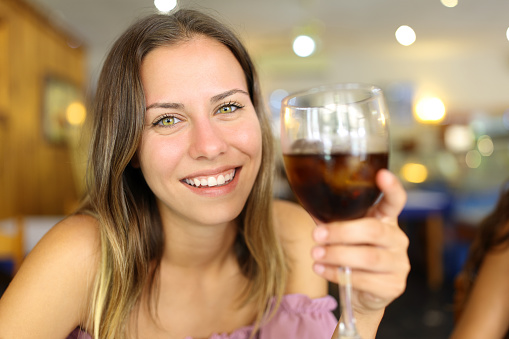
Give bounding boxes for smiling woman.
[0,8,410,339]
[137,37,263,221]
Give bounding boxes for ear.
[130,152,140,168]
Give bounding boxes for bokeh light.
[401,163,428,183]
[441,0,458,8]
[444,125,474,152]
[477,135,494,156]
[414,97,446,123]
[154,0,177,13]
[503,110,509,129]
[465,150,482,168]
[66,101,86,126]
[395,25,416,46]
[293,35,316,57]
[269,89,289,110]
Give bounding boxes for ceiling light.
[506,27,509,41]
[395,25,416,46]
[414,97,446,123]
[441,0,458,8]
[154,0,177,13]
[293,35,316,57]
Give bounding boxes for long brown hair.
[458,180,509,304]
[81,9,287,339]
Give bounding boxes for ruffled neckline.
[68,293,337,339]
[183,293,337,339]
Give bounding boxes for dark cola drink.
[283,152,388,222]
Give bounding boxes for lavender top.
[67,293,338,339]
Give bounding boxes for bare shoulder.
[0,214,100,339]
[273,199,314,237]
[30,213,101,273]
[273,200,327,297]
[451,228,509,339]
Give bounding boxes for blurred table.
[400,190,452,290]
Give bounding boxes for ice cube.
[291,139,324,154]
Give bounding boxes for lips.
[183,168,236,188]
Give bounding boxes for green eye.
[218,103,242,115]
[155,115,181,127]
[221,106,234,113]
[162,117,175,125]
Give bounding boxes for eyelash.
[151,101,245,127]
[217,101,244,114]
[152,114,181,127]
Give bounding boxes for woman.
[451,181,509,339]
[0,9,410,339]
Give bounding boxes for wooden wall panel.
[0,0,86,219]
[0,16,15,219]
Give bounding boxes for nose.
[188,118,228,160]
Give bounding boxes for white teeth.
[217,175,225,185]
[185,169,236,187]
[207,177,217,187]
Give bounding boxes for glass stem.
[338,266,361,339]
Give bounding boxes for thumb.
[370,169,407,221]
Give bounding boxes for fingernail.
[312,246,325,259]
[313,227,328,242]
[313,263,325,274]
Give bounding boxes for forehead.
[140,36,248,101]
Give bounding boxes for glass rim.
[281,82,383,109]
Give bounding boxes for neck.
[160,214,240,272]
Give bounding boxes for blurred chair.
[400,189,453,290]
[0,216,24,275]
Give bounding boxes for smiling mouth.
[183,168,236,188]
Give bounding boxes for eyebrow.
[210,89,249,103]
[145,89,249,111]
[146,102,184,111]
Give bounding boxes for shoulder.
[451,231,509,338]
[0,214,100,338]
[272,200,328,298]
[273,198,314,228]
[30,214,101,277]
[272,200,316,257]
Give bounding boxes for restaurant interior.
[1,0,509,338]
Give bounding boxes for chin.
[194,202,246,226]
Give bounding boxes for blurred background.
[1,0,509,338]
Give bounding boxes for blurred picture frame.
[42,76,81,144]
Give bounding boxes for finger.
[313,220,410,249]
[311,244,409,273]
[352,270,408,303]
[370,169,407,221]
[312,265,408,303]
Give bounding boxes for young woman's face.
[137,36,262,227]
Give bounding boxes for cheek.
[234,117,263,163]
[137,136,185,180]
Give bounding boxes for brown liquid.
[283,152,388,222]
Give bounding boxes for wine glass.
[280,83,390,339]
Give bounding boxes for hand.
[311,169,410,314]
